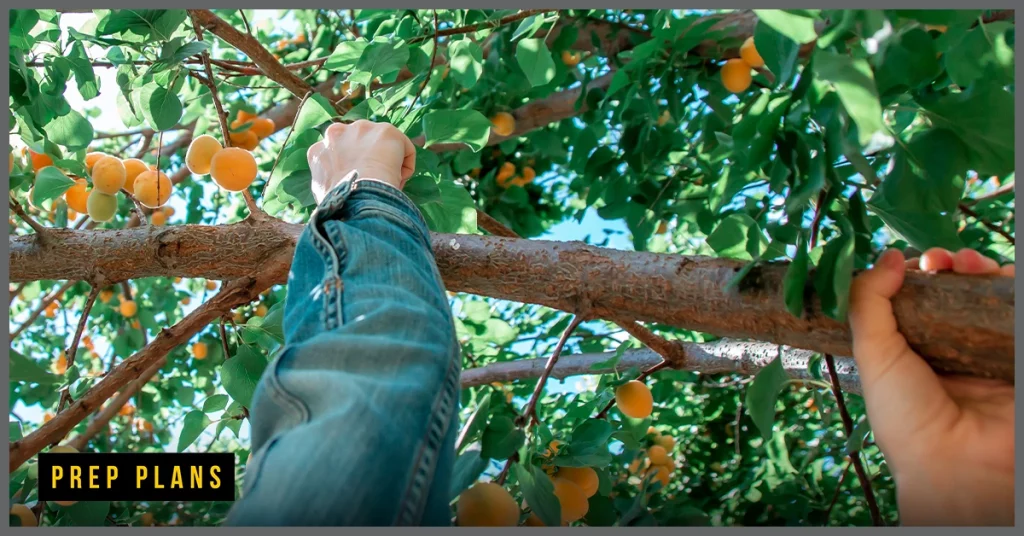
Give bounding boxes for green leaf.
[352,39,409,86]
[918,82,1014,177]
[422,109,492,152]
[905,128,968,213]
[44,110,94,151]
[449,40,484,89]
[830,233,856,323]
[293,93,335,135]
[220,345,268,408]
[140,85,182,131]
[456,393,491,453]
[745,355,788,440]
[516,38,556,87]
[570,419,613,450]
[31,167,76,206]
[706,214,769,261]
[814,50,884,146]
[874,29,941,94]
[943,21,1014,88]
[10,349,60,384]
[61,500,110,526]
[845,417,872,455]
[783,233,809,317]
[867,151,965,251]
[177,410,211,452]
[418,179,477,234]
[65,42,100,101]
[480,415,525,460]
[341,98,382,122]
[515,463,561,527]
[754,10,819,44]
[483,318,518,346]
[324,39,368,71]
[449,448,489,501]
[202,394,229,413]
[753,20,800,87]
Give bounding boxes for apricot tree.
[8,8,1015,527]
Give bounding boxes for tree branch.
[521,315,584,427]
[11,280,76,341]
[66,358,165,451]
[10,199,49,236]
[824,354,882,526]
[65,286,100,364]
[959,203,1014,245]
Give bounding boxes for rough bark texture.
[10,224,1014,382]
[460,341,862,395]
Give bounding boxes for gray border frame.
[3,2,1020,531]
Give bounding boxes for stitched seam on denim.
[260,345,311,427]
[395,338,461,525]
[321,222,349,330]
[345,206,432,251]
[237,435,282,500]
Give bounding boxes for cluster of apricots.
[624,427,679,491]
[495,161,537,189]
[62,151,172,223]
[720,36,764,94]
[185,110,272,193]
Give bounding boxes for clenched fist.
[306,120,417,203]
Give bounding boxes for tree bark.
[460,341,862,395]
[10,224,1014,382]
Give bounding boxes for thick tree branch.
[460,343,862,395]
[10,225,1014,381]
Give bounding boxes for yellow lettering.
[153,466,163,489]
[190,466,203,489]
[107,466,118,487]
[171,466,183,489]
[52,465,63,485]
[210,466,221,489]
[70,466,82,489]
[89,465,100,489]
[136,466,148,488]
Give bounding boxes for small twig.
[734,400,743,456]
[495,451,520,486]
[66,287,100,364]
[123,190,150,223]
[399,10,438,125]
[133,132,155,159]
[348,10,361,37]
[963,182,1014,205]
[260,90,313,202]
[825,458,853,523]
[958,203,1014,245]
[11,280,76,341]
[809,189,828,249]
[190,12,232,148]
[9,199,49,236]
[410,9,555,44]
[218,319,231,359]
[239,10,252,35]
[520,314,583,427]
[824,354,883,526]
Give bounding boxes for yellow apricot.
[721,58,753,93]
[250,117,276,139]
[49,443,80,503]
[558,466,598,498]
[615,380,653,419]
[255,304,268,317]
[646,463,671,490]
[84,151,108,172]
[91,156,127,194]
[186,135,223,175]
[457,482,519,526]
[561,50,581,67]
[150,211,167,226]
[210,147,258,192]
[162,206,175,216]
[120,299,138,318]
[99,289,114,303]
[551,477,589,524]
[192,342,208,360]
[657,110,671,127]
[64,178,89,214]
[86,190,118,222]
[53,351,68,374]
[654,434,676,451]
[206,281,217,291]
[133,170,172,208]
[740,37,764,68]
[10,503,37,527]
[490,112,516,137]
[229,129,259,151]
[648,445,670,466]
[122,158,148,195]
[27,148,53,172]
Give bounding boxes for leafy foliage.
[7,8,1014,527]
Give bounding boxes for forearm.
[228,174,460,526]
[896,467,1014,526]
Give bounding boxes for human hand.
[306,120,416,204]
[848,247,1015,526]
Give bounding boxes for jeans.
[225,174,461,526]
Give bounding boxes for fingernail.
[876,249,901,270]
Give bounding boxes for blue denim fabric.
[225,174,461,526]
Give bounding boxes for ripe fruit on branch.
[250,117,275,139]
[740,37,764,68]
[121,158,148,195]
[456,482,519,526]
[64,178,89,214]
[721,58,753,93]
[27,148,53,171]
[229,129,259,151]
[99,289,114,303]
[91,156,127,194]
[134,170,173,208]
[557,466,598,498]
[120,299,138,318]
[615,380,654,419]
[648,445,670,466]
[551,477,589,523]
[150,211,167,226]
[186,135,223,176]
[86,190,118,222]
[561,50,582,67]
[84,151,107,172]
[490,112,516,137]
[192,342,208,360]
[210,148,258,192]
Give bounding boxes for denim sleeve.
[226,173,461,526]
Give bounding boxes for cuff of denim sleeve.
[314,171,427,233]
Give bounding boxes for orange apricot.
[209,147,258,192]
[64,178,90,214]
[490,112,515,137]
[558,466,599,498]
[250,117,275,139]
[739,37,764,68]
[91,156,127,194]
[456,482,519,526]
[84,151,108,172]
[229,129,259,151]
[615,380,654,419]
[133,170,172,208]
[121,158,148,195]
[721,58,753,93]
[551,477,589,524]
[192,342,208,360]
[120,299,138,318]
